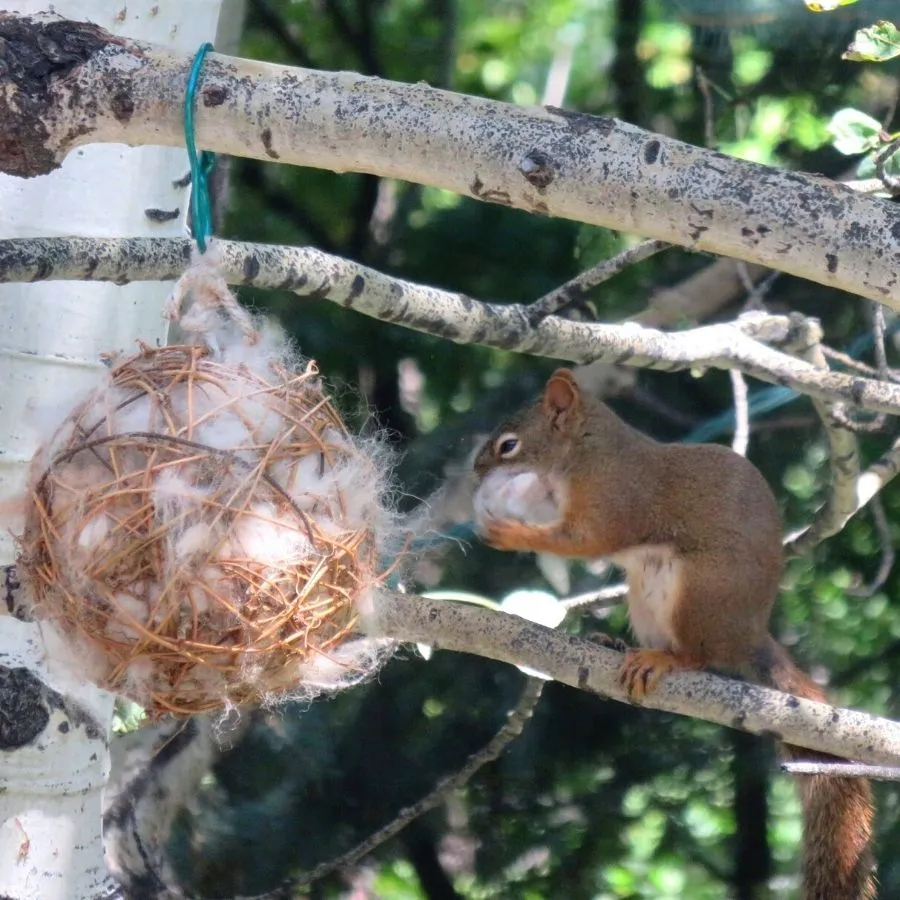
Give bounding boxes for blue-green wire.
[684,323,898,443]
[184,43,216,252]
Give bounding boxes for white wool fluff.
[230,502,311,566]
[473,468,563,528]
[22,247,399,714]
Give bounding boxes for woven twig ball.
[20,341,387,716]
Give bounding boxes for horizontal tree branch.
[4,236,900,416]
[2,13,900,308]
[370,591,900,766]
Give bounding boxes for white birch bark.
[0,4,242,898]
[1,24,899,309]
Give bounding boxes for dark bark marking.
[260,127,279,160]
[241,253,260,282]
[643,139,661,165]
[144,207,179,223]
[520,149,555,190]
[344,274,365,307]
[577,666,589,690]
[202,84,227,107]
[109,88,134,122]
[32,257,51,281]
[544,105,616,137]
[0,667,49,748]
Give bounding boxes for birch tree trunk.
[0,3,244,898]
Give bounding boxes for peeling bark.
[0,15,120,176]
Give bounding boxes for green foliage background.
[171,1,900,897]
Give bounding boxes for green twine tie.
[184,42,216,252]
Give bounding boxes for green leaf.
[827,108,883,155]
[843,21,900,63]
[804,0,859,10]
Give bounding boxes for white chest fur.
[610,544,682,650]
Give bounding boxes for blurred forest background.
[166,1,900,897]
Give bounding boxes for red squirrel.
[472,368,874,900]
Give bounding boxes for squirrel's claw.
[618,649,703,700]
[587,631,630,653]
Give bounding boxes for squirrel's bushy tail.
[762,638,875,900]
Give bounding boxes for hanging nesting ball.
[18,248,395,717]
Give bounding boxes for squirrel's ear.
[542,368,581,428]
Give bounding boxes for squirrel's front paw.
[479,517,539,550]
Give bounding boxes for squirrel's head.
[471,369,584,534]
[473,368,585,479]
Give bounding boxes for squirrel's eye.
[495,433,521,459]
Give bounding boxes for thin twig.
[871,302,900,385]
[873,303,889,374]
[830,406,887,434]
[785,437,900,553]
[695,66,718,150]
[782,761,900,781]
[528,239,671,323]
[560,584,627,614]
[634,258,771,328]
[737,266,780,311]
[784,318,861,555]
[729,369,749,456]
[847,494,896,598]
[875,136,900,193]
[842,177,899,195]
[292,677,545,887]
[821,345,880,377]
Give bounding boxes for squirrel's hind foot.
[619,648,704,699]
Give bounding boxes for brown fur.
[473,368,875,899]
